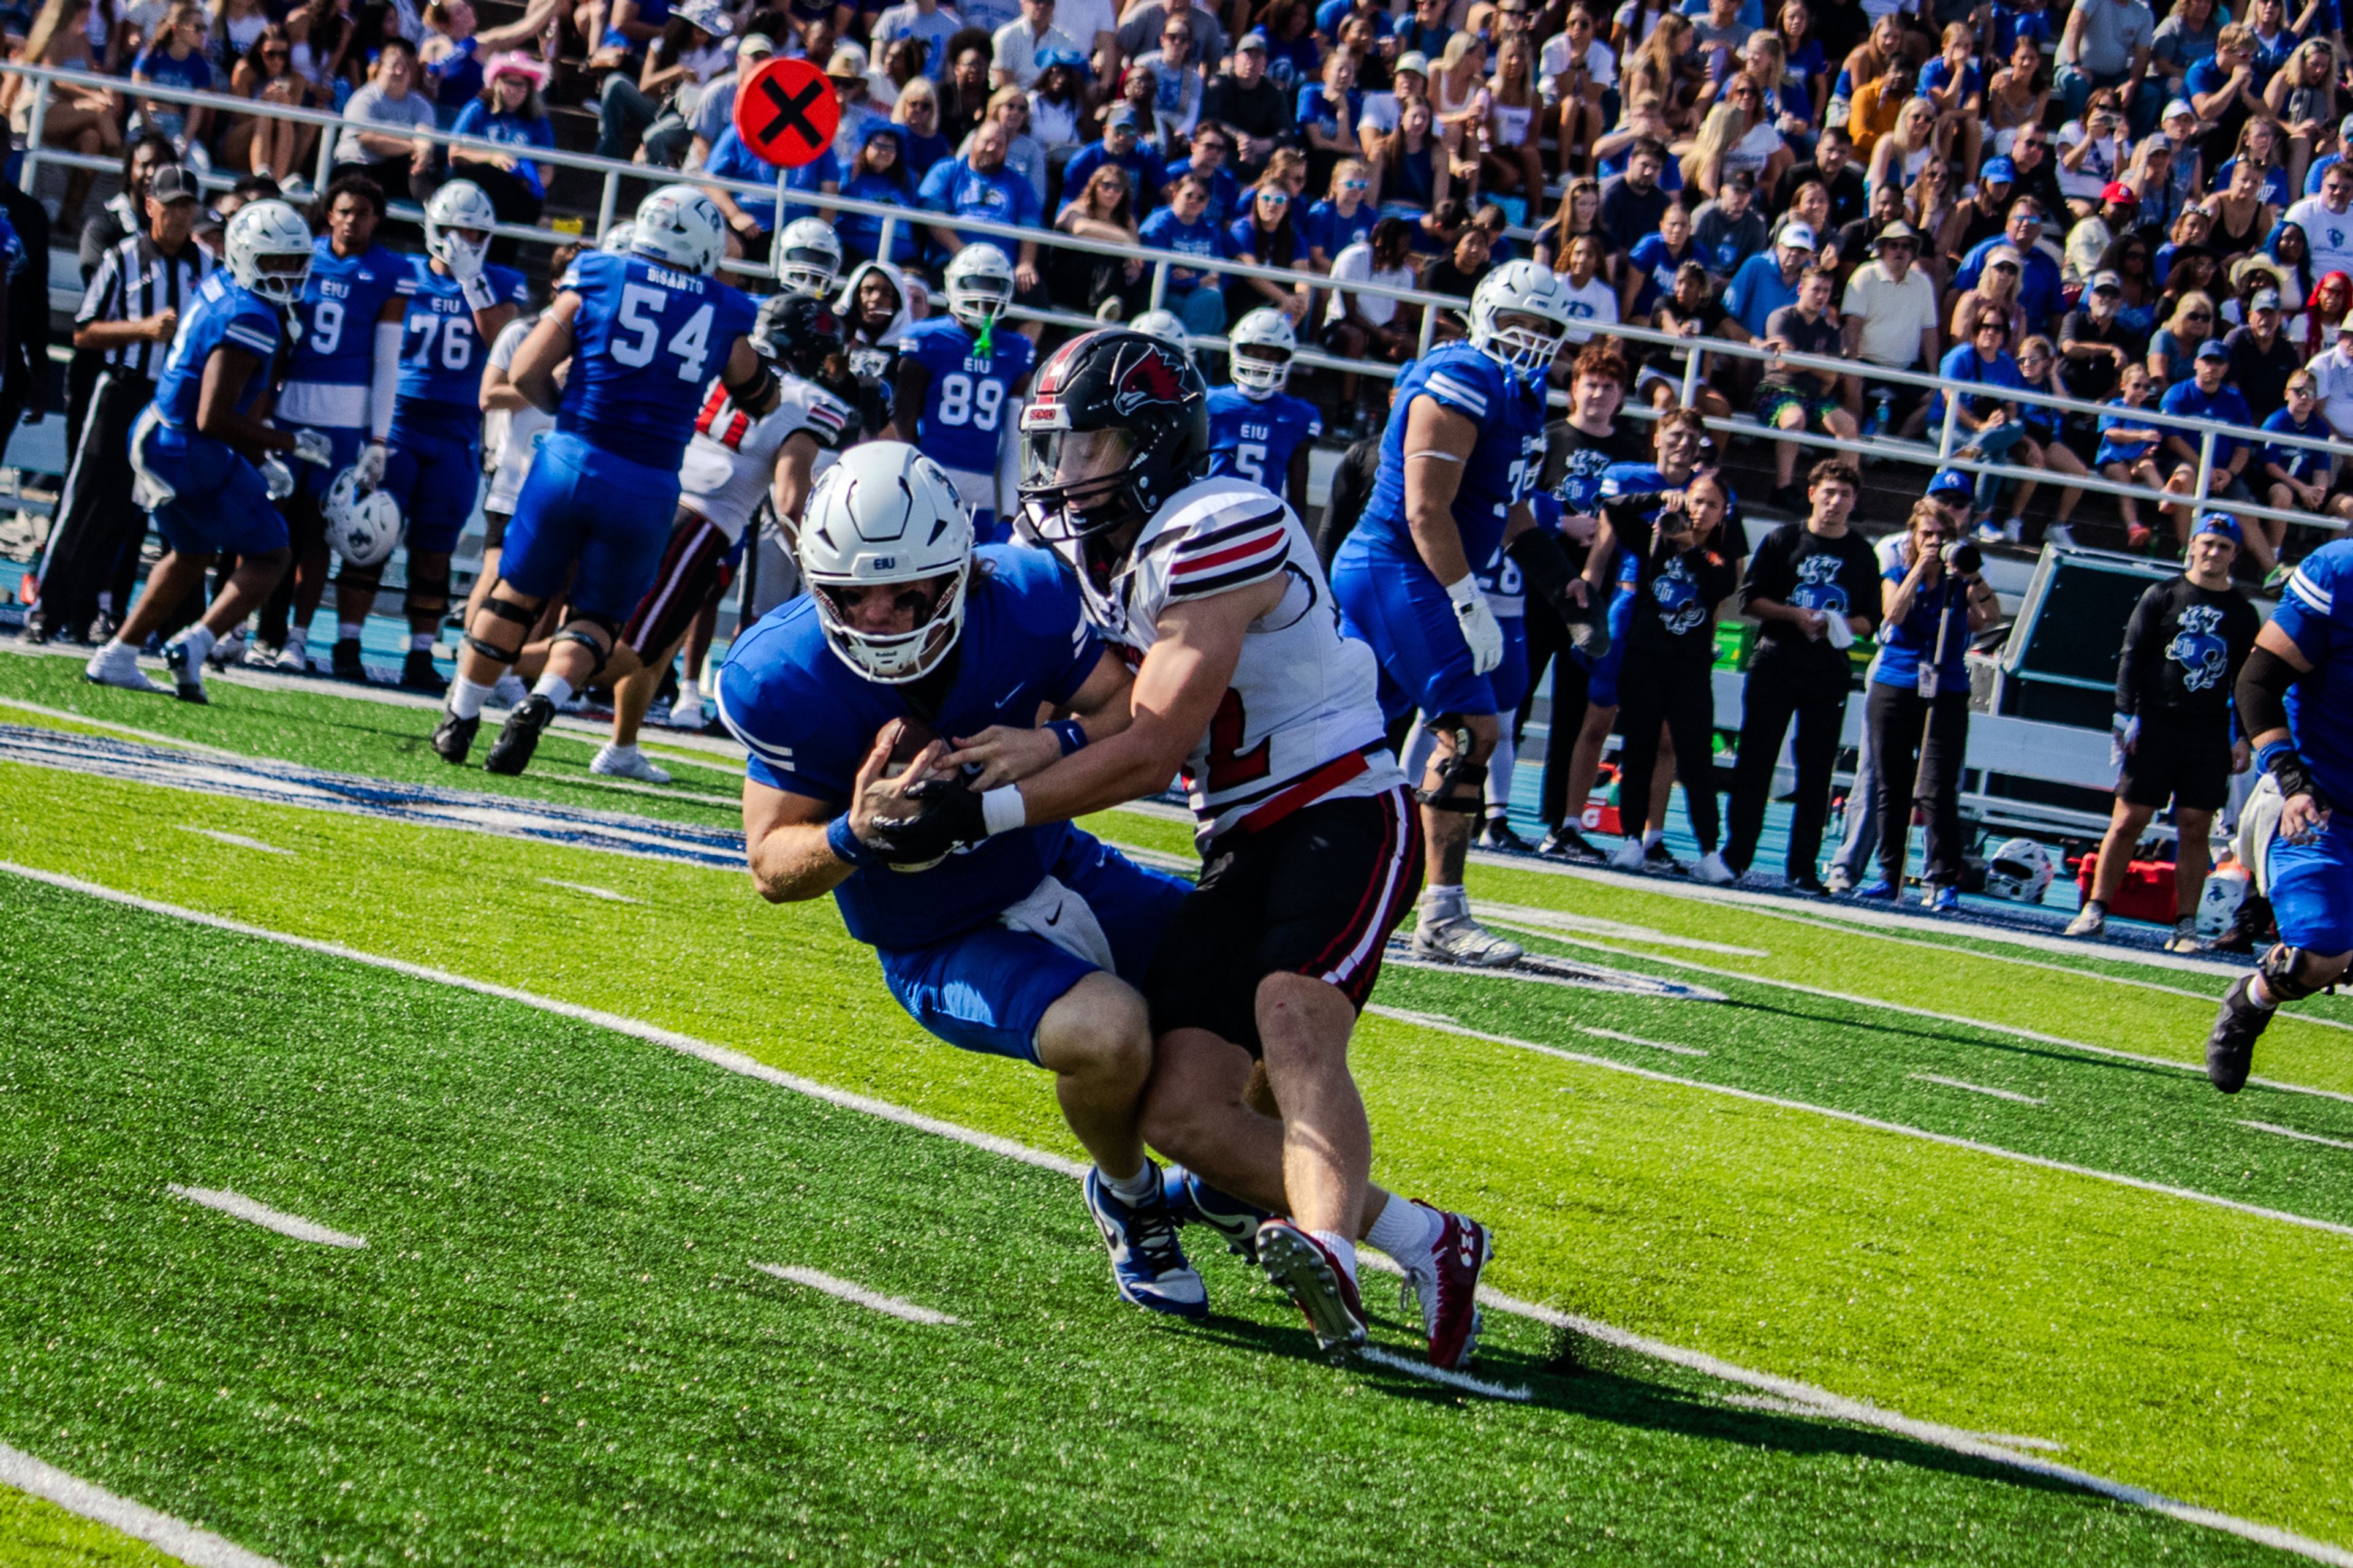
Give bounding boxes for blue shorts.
[382,407,482,555]
[500,429,681,621]
[1332,534,1496,725]
[138,423,290,557]
[1578,590,1638,708]
[874,831,1192,1064]
[284,423,365,501]
[1490,616,1531,714]
[2265,812,2353,955]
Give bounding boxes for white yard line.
[12,861,2352,1567]
[176,827,293,857]
[165,1185,365,1249]
[0,1442,286,1568]
[2241,1121,2353,1153]
[1911,1074,2048,1106]
[1582,1026,1708,1058]
[1356,1344,1531,1402]
[751,1263,960,1325]
[537,878,644,905]
[1362,1006,2353,1242]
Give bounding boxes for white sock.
[447,676,496,720]
[1400,714,1436,784]
[410,632,434,653]
[1364,1196,1439,1267]
[1101,1162,1159,1204]
[1311,1229,1359,1283]
[532,673,575,706]
[1643,828,1665,850]
[675,676,699,706]
[337,621,362,642]
[1420,883,1465,920]
[172,624,214,661]
[1486,731,1515,812]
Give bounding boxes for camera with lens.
[1941,539,1983,575]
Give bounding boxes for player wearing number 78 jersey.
[432,183,761,776]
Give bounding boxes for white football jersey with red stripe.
[676,373,852,543]
[1080,475,1403,843]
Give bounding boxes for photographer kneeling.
[1858,502,2001,910]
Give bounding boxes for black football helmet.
[754,291,846,381]
[1018,329,1210,553]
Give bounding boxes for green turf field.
[2,656,2349,1566]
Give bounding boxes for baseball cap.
[676,0,732,34]
[825,43,867,77]
[2252,287,2283,311]
[2090,269,2123,292]
[1724,167,1757,192]
[148,164,200,205]
[2164,97,2196,120]
[1778,219,1816,248]
[1981,156,2015,184]
[2193,510,2243,543]
[2101,180,2135,205]
[1106,103,1142,129]
[1927,469,1973,500]
[2336,316,2353,336]
[1985,243,2025,271]
[2196,337,2232,361]
[1235,29,1267,51]
[1871,218,1920,250]
[1395,49,1429,74]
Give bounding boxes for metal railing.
[7,58,2343,537]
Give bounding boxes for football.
[882,716,939,780]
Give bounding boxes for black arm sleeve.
[1598,491,1667,559]
[1507,525,1588,617]
[2237,643,2302,746]
[2114,581,2167,718]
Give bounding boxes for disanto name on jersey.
[643,265,707,294]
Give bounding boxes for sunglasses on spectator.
[1341,178,1369,190]
[1258,189,1291,203]
[2185,310,2213,320]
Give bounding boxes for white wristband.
[980,784,1026,837]
[1444,574,1482,612]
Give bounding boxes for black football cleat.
[400,648,444,692]
[483,693,556,776]
[1537,822,1607,863]
[2204,975,2273,1094]
[431,708,479,765]
[331,637,368,683]
[1477,816,1533,852]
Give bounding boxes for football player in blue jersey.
[884,242,1034,544]
[86,202,337,702]
[2203,538,2353,1093]
[1203,307,1322,506]
[332,181,526,692]
[1330,261,1606,966]
[267,175,412,680]
[431,183,762,776]
[719,442,1212,1318]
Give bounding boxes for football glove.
[867,776,988,866]
[1444,574,1504,676]
[292,427,336,466]
[354,439,387,489]
[260,455,295,501]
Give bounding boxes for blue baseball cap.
[2196,336,2232,361]
[2194,510,2243,543]
[1982,156,2017,184]
[1928,468,1973,499]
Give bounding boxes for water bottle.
[1865,389,1893,438]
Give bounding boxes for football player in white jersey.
[501,290,851,781]
[877,330,1494,1368]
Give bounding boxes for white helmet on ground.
[1982,838,2056,903]
[775,216,844,299]
[944,242,1015,333]
[797,441,976,684]
[425,179,498,268]
[1468,259,1576,381]
[600,219,637,254]
[323,468,402,566]
[2197,866,2251,938]
[631,184,727,276]
[225,199,316,306]
[1130,308,1188,347]
[1227,306,1297,398]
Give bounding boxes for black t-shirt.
[1423,256,1493,317]
[2225,324,2303,421]
[1760,304,1844,390]
[1776,161,1867,228]
[1542,416,1651,532]
[1599,176,1672,252]
[1202,75,1294,144]
[1740,521,1883,684]
[2058,308,2148,401]
[2116,574,2261,728]
[1604,491,1742,662]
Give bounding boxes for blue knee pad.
[499,430,681,620]
[382,413,483,555]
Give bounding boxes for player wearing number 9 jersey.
[889,243,1033,543]
[433,183,762,777]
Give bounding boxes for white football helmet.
[425,179,498,268]
[944,242,1015,333]
[225,199,316,305]
[1981,838,2056,903]
[2197,866,2251,938]
[1468,259,1576,381]
[323,467,402,567]
[1130,308,1188,347]
[1227,306,1297,399]
[632,184,727,276]
[797,441,975,683]
[600,219,637,254]
[775,216,844,299]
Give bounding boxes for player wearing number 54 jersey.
[874,331,1495,1369]
[889,243,1033,543]
[433,184,760,776]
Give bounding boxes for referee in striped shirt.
[26,165,208,645]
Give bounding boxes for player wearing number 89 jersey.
[890,243,1034,543]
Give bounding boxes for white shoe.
[1609,839,1646,871]
[490,672,529,708]
[1410,912,1524,967]
[274,638,309,673]
[1973,520,2006,547]
[2044,523,2075,547]
[590,743,673,784]
[2064,904,2106,938]
[2003,517,2025,544]
[666,697,707,729]
[83,641,164,692]
[242,639,279,668]
[206,631,246,668]
[1694,850,1735,885]
[1822,864,1854,895]
[162,633,210,702]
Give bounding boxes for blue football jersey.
[1205,385,1322,502]
[559,250,759,470]
[1355,343,1548,572]
[281,239,412,428]
[151,270,282,431]
[715,545,1105,949]
[396,254,529,411]
[2270,541,2353,806]
[895,316,1033,474]
[1474,491,1561,618]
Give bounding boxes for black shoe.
[331,637,368,682]
[484,693,556,776]
[2205,975,2273,1094]
[18,610,47,645]
[1787,874,1830,897]
[1477,817,1533,852]
[400,648,444,692]
[431,708,479,765]
[1644,841,1680,871]
[1537,822,1606,863]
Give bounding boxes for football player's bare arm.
[745,725,947,903]
[768,430,822,542]
[1400,395,1477,586]
[197,347,295,455]
[511,292,581,414]
[945,647,1139,790]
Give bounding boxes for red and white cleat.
[1256,1218,1368,1354]
[1400,1205,1491,1369]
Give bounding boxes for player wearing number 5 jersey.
[1205,308,1320,507]
[888,243,1033,543]
[338,182,526,692]
[432,183,762,776]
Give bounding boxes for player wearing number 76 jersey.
[433,184,760,776]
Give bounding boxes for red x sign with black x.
[732,56,840,168]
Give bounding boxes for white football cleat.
[590,743,673,784]
[83,641,164,693]
[1694,850,1735,885]
[273,638,309,673]
[1411,912,1523,967]
[1610,838,1647,871]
